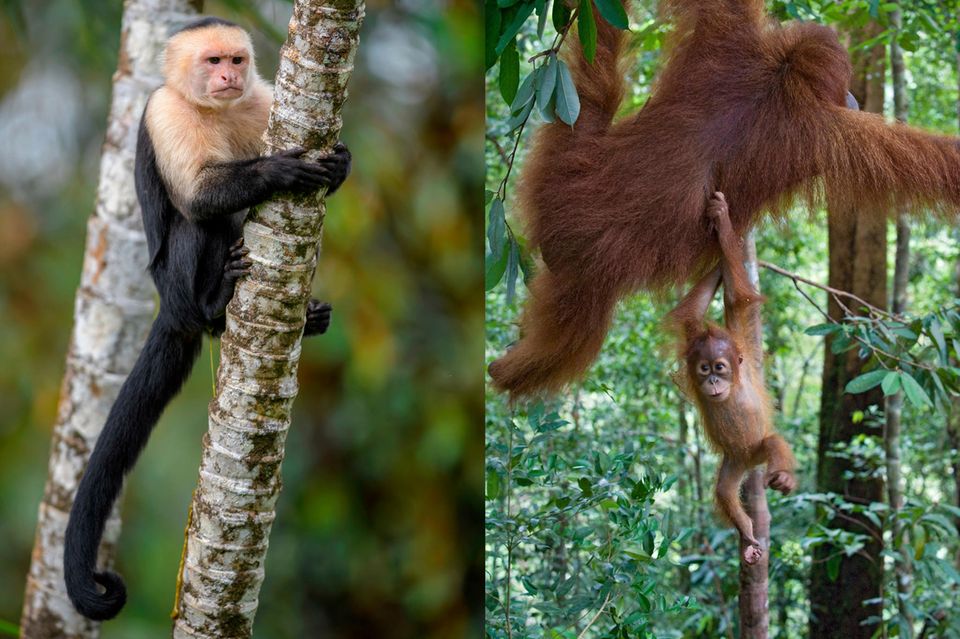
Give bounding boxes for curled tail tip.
[66,569,127,621]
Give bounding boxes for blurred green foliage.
[0,1,482,638]
[486,1,960,637]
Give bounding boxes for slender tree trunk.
[736,234,770,639]
[885,6,912,633]
[949,256,960,563]
[950,252,960,548]
[171,1,364,636]
[18,1,199,637]
[809,24,887,639]
[949,15,960,568]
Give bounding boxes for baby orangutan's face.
[688,333,740,403]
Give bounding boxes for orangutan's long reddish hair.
[489,0,960,399]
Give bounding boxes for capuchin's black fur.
[63,90,351,621]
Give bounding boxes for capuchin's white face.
[164,25,255,108]
[193,46,250,103]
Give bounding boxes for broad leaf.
[844,369,887,394]
[578,0,597,63]
[595,0,629,29]
[555,59,581,125]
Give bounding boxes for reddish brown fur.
[489,0,960,398]
[668,192,796,564]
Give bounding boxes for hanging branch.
[758,261,938,373]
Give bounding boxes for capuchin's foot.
[304,299,332,336]
[224,238,252,280]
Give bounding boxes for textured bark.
[735,235,770,639]
[885,6,912,632]
[809,24,887,639]
[18,1,199,637]
[171,1,364,636]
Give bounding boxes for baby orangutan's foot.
[742,538,763,565]
[766,470,797,495]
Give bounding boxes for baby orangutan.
[668,192,797,565]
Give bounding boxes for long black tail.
[64,313,201,620]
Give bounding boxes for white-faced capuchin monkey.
[668,192,797,566]
[64,17,351,620]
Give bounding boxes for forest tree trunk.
[18,1,199,637]
[736,235,770,639]
[950,256,960,554]
[885,4,913,633]
[809,23,887,639]
[949,13,960,567]
[170,1,364,636]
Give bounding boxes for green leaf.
[521,576,538,595]
[844,369,887,394]
[536,54,559,120]
[506,239,520,303]
[637,591,652,612]
[913,524,926,560]
[557,574,576,597]
[506,98,534,132]
[520,245,537,283]
[496,2,536,56]
[0,619,18,637]
[827,554,841,582]
[552,0,571,31]
[880,371,901,396]
[484,1,502,70]
[899,372,932,408]
[486,470,501,500]
[595,0,629,29]
[642,529,655,555]
[535,0,549,37]
[510,70,536,114]
[487,198,507,260]
[578,477,593,497]
[485,246,509,291]
[578,0,597,63]
[930,317,947,363]
[555,59,581,125]
[499,39,520,104]
[806,323,840,336]
[898,30,919,52]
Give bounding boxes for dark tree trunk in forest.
[809,25,887,639]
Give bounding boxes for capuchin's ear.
[845,91,860,111]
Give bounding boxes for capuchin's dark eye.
[700,364,710,373]
[715,363,725,372]
[208,56,221,64]
[232,57,243,65]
